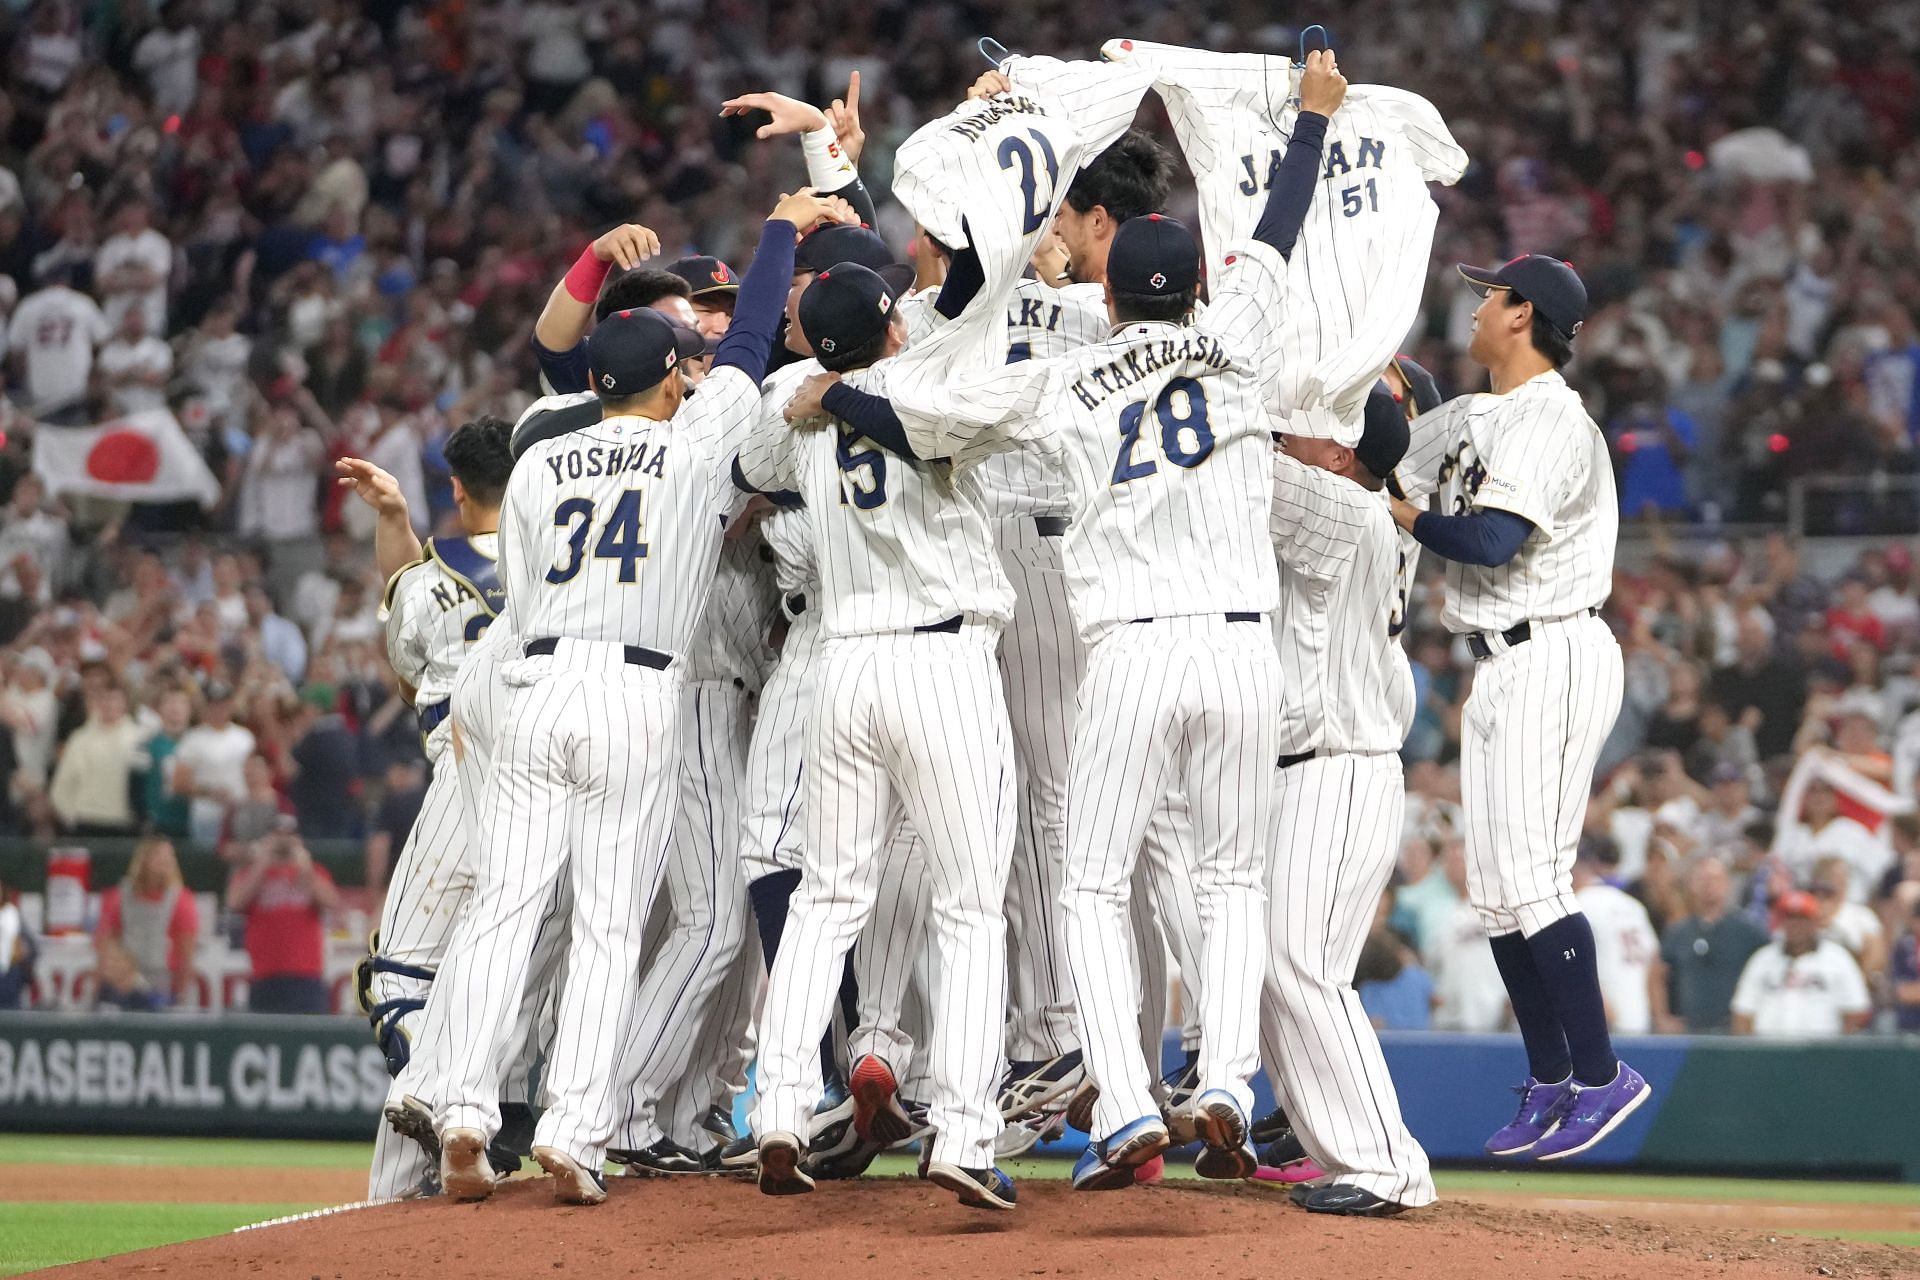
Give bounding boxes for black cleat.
[1290,1182,1409,1217]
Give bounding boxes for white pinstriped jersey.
[896,241,1289,641]
[1387,406,1455,635]
[739,357,1013,637]
[1269,454,1412,754]
[680,534,779,688]
[973,279,1110,521]
[761,504,816,599]
[1102,40,1466,443]
[501,367,759,654]
[1415,371,1618,633]
[381,532,501,755]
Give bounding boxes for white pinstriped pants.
[1460,614,1623,937]
[849,827,931,1077]
[610,680,755,1152]
[1260,752,1435,1207]
[752,628,1015,1169]
[413,640,680,1169]
[1063,616,1281,1139]
[996,519,1083,1061]
[366,753,465,1201]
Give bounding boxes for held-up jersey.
[973,279,1110,522]
[739,358,1013,637]
[881,57,1148,436]
[381,533,504,754]
[1413,371,1618,634]
[1101,40,1466,444]
[895,241,1290,642]
[500,367,759,654]
[1268,453,1412,755]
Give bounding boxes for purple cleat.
[1484,1076,1574,1156]
[1531,1063,1651,1161]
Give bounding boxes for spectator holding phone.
[226,818,339,1014]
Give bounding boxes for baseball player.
[1385,253,1648,1160]
[345,418,516,1202]
[1100,36,1465,444]
[396,189,839,1207]
[1260,384,1436,1217]
[831,50,1353,1191]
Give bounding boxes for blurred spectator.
[226,820,339,1015]
[93,197,170,335]
[1690,763,1763,856]
[0,475,69,607]
[0,874,31,1009]
[173,681,254,846]
[6,267,105,419]
[1774,777,1892,904]
[1574,851,1660,1034]
[244,585,307,685]
[286,684,358,838]
[1709,615,1806,762]
[1731,892,1872,1036]
[1809,855,1888,982]
[1390,834,1457,954]
[1427,839,1507,1032]
[93,304,171,416]
[139,687,193,840]
[365,758,426,892]
[218,753,293,861]
[92,835,197,1011]
[1891,903,1920,1033]
[1661,856,1771,1033]
[1356,893,1433,1032]
[46,680,141,835]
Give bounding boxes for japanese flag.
[32,409,221,508]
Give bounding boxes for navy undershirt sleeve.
[713,220,798,382]
[823,177,878,234]
[1252,110,1329,260]
[1410,508,1535,567]
[821,382,924,460]
[531,336,590,395]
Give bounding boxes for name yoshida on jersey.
[1420,370,1618,635]
[500,367,760,655]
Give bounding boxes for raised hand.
[590,224,661,270]
[826,70,865,166]
[720,91,828,139]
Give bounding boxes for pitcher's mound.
[41,1173,1920,1279]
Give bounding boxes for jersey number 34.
[1112,377,1215,485]
[546,490,648,584]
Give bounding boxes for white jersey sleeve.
[1268,450,1366,582]
[382,559,435,688]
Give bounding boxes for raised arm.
[1251,50,1346,260]
[714,190,851,383]
[719,90,879,230]
[531,224,663,389]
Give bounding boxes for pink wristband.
[563,246,614,303]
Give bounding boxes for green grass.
[1429,1169,1920,1206]
[0,1202,316,1277]
[0,1134,366,1170]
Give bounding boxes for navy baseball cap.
[586,308,705,398]
[795,225,892,275]
[798,263,898,372]
[665,255,738,298]
[1355,380,1411,481]
[1108,213,1200,297]
[1390,355,1442,416]
[1458,255,1588,340]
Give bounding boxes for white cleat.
[440,1128,496,1202]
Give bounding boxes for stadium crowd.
[0,0,1916,1030]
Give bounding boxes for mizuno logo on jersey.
[543,441,670,484]
[1068,333,1231,411]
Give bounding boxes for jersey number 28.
[546,490,649,584]
[1111,377,1215,485]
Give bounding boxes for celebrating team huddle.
[341,33,1642,1219]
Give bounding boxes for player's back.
[1048,311,1278,639]
[742,358,1012,638]
[973,279,1109,522]
[502,369,756,655]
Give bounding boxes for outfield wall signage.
[0,1013,383,1140]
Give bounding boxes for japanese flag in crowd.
[31,409,220,508]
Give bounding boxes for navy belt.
[1465,608,1599,662]
[524,635,672,669]
[786,592,808,616]
[914,615,963,634]
[417,699,451,736]
[1276,749,1319,770]
[1033,515,1068,538]
[1129,612,1263,625]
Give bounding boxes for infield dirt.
[28,1167,1920,1280]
